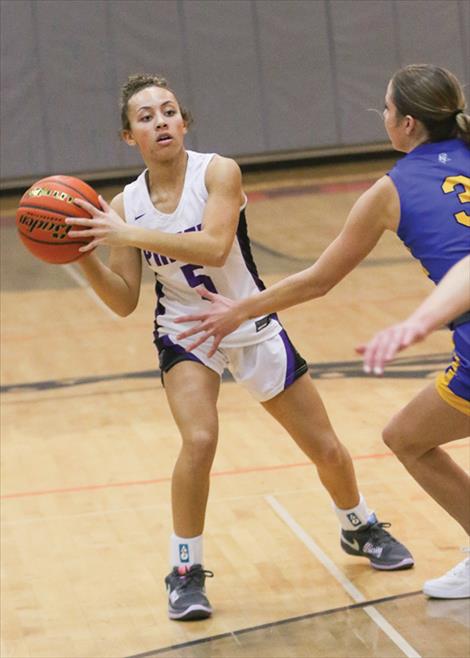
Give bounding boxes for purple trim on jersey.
[279,329,296,389]
[236,209,266,292]
[236,208,280,325]
[153,278,165,342]
[159,334,203,364]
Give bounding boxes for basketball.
[16,175,100,264]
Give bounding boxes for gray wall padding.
[0,0,468,180]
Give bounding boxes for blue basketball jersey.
[388,138,470,285]
[389,138,470,408]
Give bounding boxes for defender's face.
[383,82,407,152]
[124,86,187,159]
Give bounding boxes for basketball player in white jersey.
[67,74,413,621]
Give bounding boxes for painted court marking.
[1,442,466,501]
[266,494,421,658]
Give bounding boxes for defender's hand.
[356,320,427,374]
[176,286,246,357]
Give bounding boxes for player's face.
[124,86,187,160]
[383,82,407,152]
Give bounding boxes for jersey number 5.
[441,175,470,227]
[181,264,218,293]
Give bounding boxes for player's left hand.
[66,196,128,251]
[175,286,246,356]
[356,319,427,374]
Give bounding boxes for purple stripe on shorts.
[279,329,296,389]
[160,334,204,365]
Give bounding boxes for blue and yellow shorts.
[435,325,470,415]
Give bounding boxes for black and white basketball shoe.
[340,514,414,570]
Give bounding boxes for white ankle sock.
[334,494,374,531]
[170,533,203,568]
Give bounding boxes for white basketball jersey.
[123,150,281,348]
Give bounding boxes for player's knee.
[314,438,345,468]
[182,430,218,464]
[382,420,412,460]
[383,421,399,451]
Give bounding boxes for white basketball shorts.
[155,328,308,402]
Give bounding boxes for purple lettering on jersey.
[144,250,164,267]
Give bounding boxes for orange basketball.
[16,175,100,264]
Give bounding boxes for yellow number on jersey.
[441,175,470,227]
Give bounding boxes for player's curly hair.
[391,64,470,145]
[119,74,193,134]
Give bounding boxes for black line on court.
[3,209,412,268]
[126,590,422,658]
[1,353,449,395]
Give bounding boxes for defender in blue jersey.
[388,137,470,414]
[177,65,470,599]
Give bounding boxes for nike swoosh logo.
[134,213,145,221]
[342,536,360,551]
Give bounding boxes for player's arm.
[239,175,398,315]
[176,176,399,353]
[67,156,241,267]
[402,254,470,331]
[357,254,470,373]
[76,193,142,317]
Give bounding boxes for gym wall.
[1,0,468,183]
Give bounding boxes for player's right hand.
[356,320,427,375]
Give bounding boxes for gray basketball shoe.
[165,564,214,621]
[341,514,414,570]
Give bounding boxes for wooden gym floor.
[1,158,469,658]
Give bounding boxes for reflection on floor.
[138,593,469,658]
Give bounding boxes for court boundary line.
[2,442,466,501]
[266,495,421,658]
[125,590,421,658]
